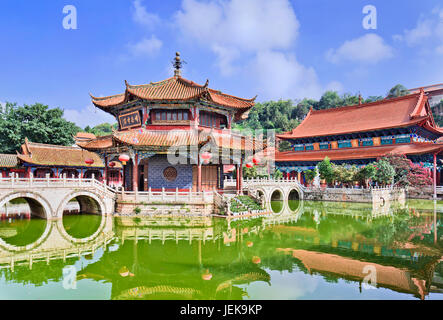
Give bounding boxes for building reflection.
[0,200,441,300]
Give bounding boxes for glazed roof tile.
[0,154,18,168]
[277,92,440,140]
[18,139,120,168]
[91,76,255,111]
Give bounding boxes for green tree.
[304,169,316,185]
[355,164,376,187]
[272,169,283,179]
[318,91,342,110]
[0,102,81,153]
[381,154,412,186]
[85,122,117,136]
[243,165,258,179]
[374,159,395,186]
[318,157,335,185]
[387,84,409,98]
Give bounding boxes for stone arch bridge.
[242,177,304,211]
[0,175,116,220]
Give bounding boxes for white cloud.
[326,33,394,64]
[128,35,163,57]
[64,104,116,128]
[175,0,299,52]
[174,0,333,100]
[325,81,344,93]
[394,7,443,52]
[248,51,323,100]
[132,0,161,29]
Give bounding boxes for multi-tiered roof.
[276,90,443,163]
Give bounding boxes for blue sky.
[0,0,442,127]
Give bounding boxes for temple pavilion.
[276,90,443,185]
[79,53,261,192]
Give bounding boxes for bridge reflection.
[0,199,441,300]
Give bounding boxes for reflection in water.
[0,200,441,300]
[0,218,47,247]
[62,214,102,239]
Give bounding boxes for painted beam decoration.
[119,110,141,130]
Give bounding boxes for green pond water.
[0,200,442,300]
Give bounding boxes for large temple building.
[79,52,261,192]
[276,90,443,185]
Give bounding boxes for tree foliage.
[318,157,335,184]
[373,159,395,186]
[386,84,410,98]
[84,123,117,137]
[0,102,81,154]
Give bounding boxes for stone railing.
[118,187,214,204]
[0,173,116,196]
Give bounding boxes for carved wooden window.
[163,166,178,181]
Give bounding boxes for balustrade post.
[162,187,165,201]
[63,173,66,187]
[10,172,14,188]
[148,187,151,202]
[29,172,33,187]
[46,173,50,187]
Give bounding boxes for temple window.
[152,109,190,122]
[338,140,352,148]
[294,144,304,152]
[199,111,226,129]
[361,138,374,147]
[395,135,411,144]
[381,137,393,145]
[305,144,314,151]
[319,142,329,150]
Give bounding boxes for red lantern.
[109,162,116,168]
[85,158,94,166]
[252,157,261,165]
[119,154,130,165]
[246,163,254,168]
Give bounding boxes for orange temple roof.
[275,142,443,162]
[17,138,120,168]
[90,76,256,111]
[79,128,263,152]
[277,91,441,140]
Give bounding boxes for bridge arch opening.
[270,189,284,214]
[61,194,104,240]
[0,196,49,247]
[288,189,301,212]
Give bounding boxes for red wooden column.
[133,154,139,191]
[433,153,437,200]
